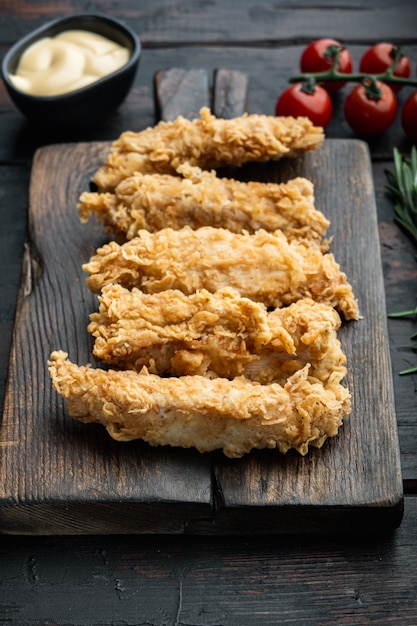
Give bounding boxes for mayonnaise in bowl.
[9,30,131,97]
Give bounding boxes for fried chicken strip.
[92,108,325,192]
[48,351,351,458]
[83,226,359,320]
[79,166,329,245]
[89,285,346,384]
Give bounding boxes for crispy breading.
[89,285,346,384]
[92,108,325,192]
[79,166,329,245]
[48,350,351,458]
[83,226,359,320]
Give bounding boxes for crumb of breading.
[83,226,359,320]
[92,108,325,192]
[48,350,351,458]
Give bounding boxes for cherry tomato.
[275,83,333,127]
[344,81,397,135]
[401,91,417,142]
[359,43,411,93]
[300,38,353,92]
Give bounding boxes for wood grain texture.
[213,68,249,119]
[154,68,210,120]
[209,141,405,534]
[0,166,29,418]
[0,139,403,535]
[154,68,248,120]
[1,497,416,626]
[1,0,415,43]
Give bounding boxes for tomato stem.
[291,44,416,91]
[299,77,317,94]
[292,43,415,97]
[362,76,383,100]
[385,45,406,79]
[289,69,417,88]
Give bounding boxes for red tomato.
[344,81,397,135]
[359,43,411,93]
[300,38,353,92]
[401,91,417,141]
[275,83,333,127]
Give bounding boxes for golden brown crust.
[88,286,346,384]
[83,226,359,320]
[51,111,358,459]
[79,167,329,245]
[48,350,350,458]
[92,108,325,192]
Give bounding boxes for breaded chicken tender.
[89,285,346,384]
[83,226,359,320]
[48,350,351,458]
[79,166,329,245]
[92,108,325,192]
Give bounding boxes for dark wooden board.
[0,137,403,535]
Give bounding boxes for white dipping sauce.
[9,30,130,96]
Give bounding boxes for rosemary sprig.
[385,146,417,245]
[386,147,417,382]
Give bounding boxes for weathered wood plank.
[1,1,416,43]
[1,497,416,625]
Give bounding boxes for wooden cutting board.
[0,72,403,535]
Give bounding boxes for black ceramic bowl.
[1,13,141,130]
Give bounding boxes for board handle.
[154,67,249,121]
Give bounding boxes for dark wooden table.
[1,1,417,624]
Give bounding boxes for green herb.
[386,146,417,244]
[386,147,417,381]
